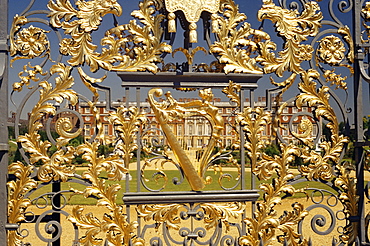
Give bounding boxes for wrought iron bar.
[0,0,7,244]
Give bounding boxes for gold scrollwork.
[297,70,348,181]
[172,47,208,68]
[7,162,38,245]
[109,106,147,168]
[291,119,314,145]
[210,0,269,74]
[138,202,245,232]
[16,63,78,182]
[257,0,322,76]
[48,0,171,73]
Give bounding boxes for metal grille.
[2,0,370,245]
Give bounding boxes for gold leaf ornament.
[7,162,38,245]
[109,106,147,168]
[10,15,51,64]
[210,0,269,74]
[257,0,322,76]
[17,63,78,182]
[318,35,346,65]
[48,0,171,73]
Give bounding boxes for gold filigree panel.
[6,0,358,245]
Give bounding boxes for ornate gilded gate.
[2,0,370,245]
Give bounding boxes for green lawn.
[26,168,339,205]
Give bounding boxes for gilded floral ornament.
[10,15,51,64]
[324,69,348,90]
[13,63,47,92]
[318,36,346,65]
[14,25,50,59]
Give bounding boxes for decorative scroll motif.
[210,0,269,74]
[7,163,38,245]
[138,202,245,243]
[6,0,358,245]
[47,0,171,73]
[257,0,322,77]
[18,63,78,182]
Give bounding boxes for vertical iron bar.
[125,87,130,193]
[250,89,255,191]
[240,89,245,191]
[136,88,141,193]
[136,87,141,237]
[240,88,246,236]
[353,0,366,243]
[52,182,61,246]
[125,87,130,222]
[0,0,8,243]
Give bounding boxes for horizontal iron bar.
[354,141,370,147]
[0,144,8,151]
[118,72,261,88]
[122,190,260,204]
[5,224,19,230]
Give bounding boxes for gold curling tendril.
[48,0,171,73]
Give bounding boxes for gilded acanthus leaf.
[17,63,78,182]
[296,70,348,180]
[240,145,307,246]
[48,0,171,73]
[69,141,138,245]
[210,0,269,74]
[201,202,245,231]
[222,80,241,107]
[334,162,358,244]
[138,203,184,231]
[109,106,147,168]
[7,162,38,246]
[237,107,271,171]
[257,0,322,76]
